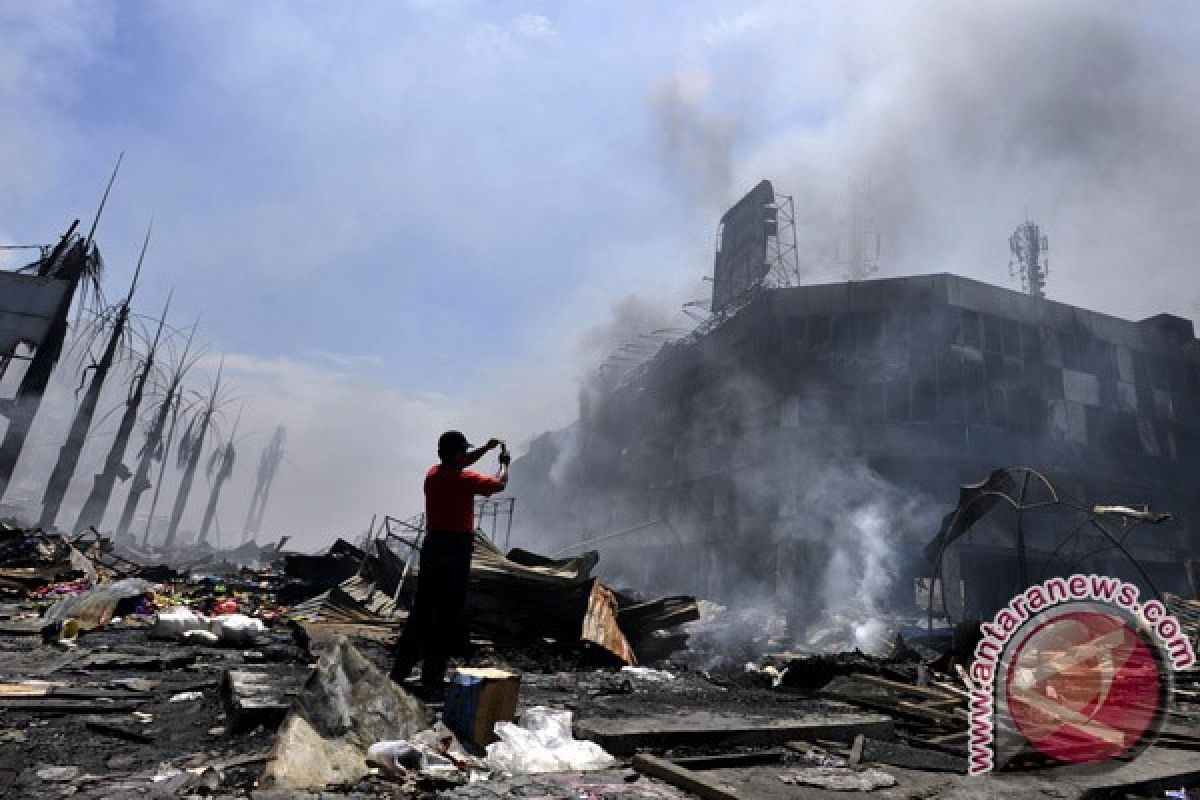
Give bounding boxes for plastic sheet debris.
[779,766,897,791]
[485,707,615,774]
[42,578,154,631]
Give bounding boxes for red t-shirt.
[424,465,504,533]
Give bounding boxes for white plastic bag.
[485,707,615,774]
[208,613,265,645]
[151,607,209,639]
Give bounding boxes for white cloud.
[514,13,557,40]
[703,8,770,45]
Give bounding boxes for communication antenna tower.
[1009,220,1049,298]
[837,178,881,280]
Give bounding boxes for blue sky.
[2,1,794,390]
[2,1,1198,545]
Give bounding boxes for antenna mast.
[1009,220,1049,299]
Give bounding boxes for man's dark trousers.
[390,532,473,690]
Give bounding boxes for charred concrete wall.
[513,274,1200,617]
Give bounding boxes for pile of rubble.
[1,519,1199,799]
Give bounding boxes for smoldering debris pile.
[2,521,1200,799]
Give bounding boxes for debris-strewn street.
[2,521,1198,799]
[6,5,1200,796]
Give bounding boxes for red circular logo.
[1004,610,1163,765]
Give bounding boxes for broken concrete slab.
[575,710,893,755]
[259,637,427,790]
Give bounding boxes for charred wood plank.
[632,754,742,800]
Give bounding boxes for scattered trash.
[42,617,80,646]
[212,598,239,615]
[486,707,616,774]
[0,512,1196,800]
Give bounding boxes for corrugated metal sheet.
[582,580,636,666]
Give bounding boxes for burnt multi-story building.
[513,184,1200,619]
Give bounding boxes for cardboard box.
[444,667,521,747]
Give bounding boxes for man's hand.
[485,438,502,450]
[495,442,510,488]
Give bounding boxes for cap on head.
[437,430,471,461]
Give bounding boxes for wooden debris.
[575,709,893,755]
[632,754,742,800]
[669,750,786,769]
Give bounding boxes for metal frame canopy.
[925,466,1171,629]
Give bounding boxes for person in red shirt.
[390,430,508,698]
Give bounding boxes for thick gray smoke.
[742,1,1200,319]
[650,72,738,212]
[520,2,1200,647]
